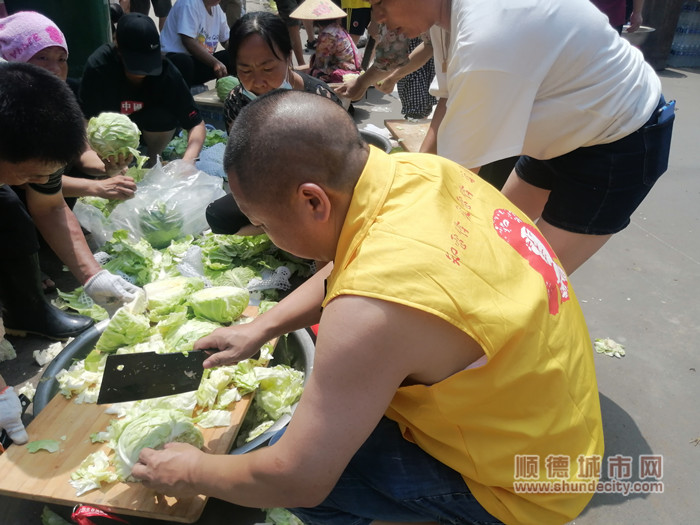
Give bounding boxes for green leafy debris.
[594,338,626,358]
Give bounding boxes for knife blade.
[97,350,207,405]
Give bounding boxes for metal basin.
[622,25,655,47]
[360,129,393,153]
[33,320,315,454]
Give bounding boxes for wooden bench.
[193,87,224,110]
[193,88,226,130]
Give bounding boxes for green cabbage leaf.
[102,230,160,286]
[93,290,150,355]
[161,316,221,353]
[255,365,305,420]
[264,508,305,525]
[26,439,61,453]
[41,506,72,525]
[53,287,108,321]
[188,286,250,323]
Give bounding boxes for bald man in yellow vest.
[133,90,604,525]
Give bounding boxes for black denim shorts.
[515,96,674,235]
[280,417,502,525]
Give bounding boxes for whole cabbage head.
[216,75,240,102]
[140,200,184,249]
[87,112,145,166]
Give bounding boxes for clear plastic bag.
[75,159,226,248]
[73,199,113,248]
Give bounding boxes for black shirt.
[80,44,203,132]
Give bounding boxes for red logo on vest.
[120,100,144,115]
[493,209,569,315]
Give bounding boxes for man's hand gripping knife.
[0,386,28,446]
[83,269,142,316]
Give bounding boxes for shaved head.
[223,90,369,206]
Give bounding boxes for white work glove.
[84,269,141,316]
[0,386,28,445]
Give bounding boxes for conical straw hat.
[290,0,348,20]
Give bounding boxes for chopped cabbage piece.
[26,439,61,453]
[114,409,204,475]
[264,507,305,525]
[255,365,305,420]
[594,338,626,358]
[70,450,119,496]
[41,505,72,525]
[197,409,232,428]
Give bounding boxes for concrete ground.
[567,65,700,524]
[1,1,699,523]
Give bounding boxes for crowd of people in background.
[0,1,674,524]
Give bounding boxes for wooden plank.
[384,119,431,153]
[0,307,265,522]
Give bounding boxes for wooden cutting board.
[384,119,431,153]
[0,307,265,523]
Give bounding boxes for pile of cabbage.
[60,286,304,496]
[52,230,312,496]
[162,126,228,161]
[55,230,312,321]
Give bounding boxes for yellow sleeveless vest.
[324,148,604,524]
[341,1,371,9]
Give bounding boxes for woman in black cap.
[80,13,207,166]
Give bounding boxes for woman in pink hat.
[0,11,136,291]
[0,12,136,207]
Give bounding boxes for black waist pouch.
[640,98,675,186]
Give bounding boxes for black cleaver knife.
[97,350,207,405]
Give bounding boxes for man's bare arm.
[180,35,227,78]
[196,263,332,368]
[135,295,484,507]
